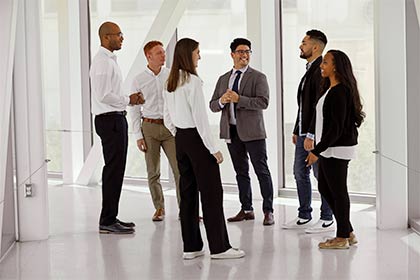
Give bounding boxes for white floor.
[1,182,420,280]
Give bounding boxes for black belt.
[98,111,127,116]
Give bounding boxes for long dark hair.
[167,38,199,92]
[321,49,365,127]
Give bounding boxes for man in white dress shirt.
[90,22,143,234]
[130,41,180,222]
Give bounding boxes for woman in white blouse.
[163,38,245,260]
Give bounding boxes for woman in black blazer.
[306,50,365,249]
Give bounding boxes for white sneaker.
[210,248,245,259]
[282,217,312,229]
[305,219,335,234]
[183,249,205,260]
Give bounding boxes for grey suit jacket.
[209,67,269,142]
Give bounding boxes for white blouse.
[163,73,219,154]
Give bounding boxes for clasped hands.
[220,89,240,104]
[129,92,145,105]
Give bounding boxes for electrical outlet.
[25,183,33,197]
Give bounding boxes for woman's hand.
[305,152,318,167]
[213,151,223,164]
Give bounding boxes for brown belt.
[143,117,164,125]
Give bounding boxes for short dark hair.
[306,29,327,46]
[230,38,251,52]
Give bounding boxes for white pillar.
[13,0,49,241]
[58,0,85,184]
[0,0,18,256]
[246,0,262,70]
[375,0,408,229]
[407,0,420,232]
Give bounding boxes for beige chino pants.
[141,121,180,210]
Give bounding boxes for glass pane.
[282,0,375,194]
[177,1,248,184]
[41,0,62,172]
[90,0,164,179]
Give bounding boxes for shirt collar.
[232,65,249,75]
[306,60,314,71]
[99,46,117,60]
[145,65,164,77]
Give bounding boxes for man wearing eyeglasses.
[210,38,274,226]
[90,21,143,234]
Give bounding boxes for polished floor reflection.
[0,182,420,279]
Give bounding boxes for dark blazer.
[293,56,323,136]
[209,67,269,142]
[312,84,358,156]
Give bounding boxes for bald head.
[98,21,123,52]
[99,22,118,38]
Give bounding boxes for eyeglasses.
[234,50,252,55]
[107,32,124,37]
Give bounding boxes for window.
[281,0,375,194]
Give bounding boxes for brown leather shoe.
[227,210,255,222]
[263,212,275,226]
[152,208,165,222]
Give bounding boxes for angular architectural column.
[58,0,85,184]
[13,0,49,241]
[375,0,408,229]
[0,0,18,258]
[407,0,420,232]
[78,0,192,185]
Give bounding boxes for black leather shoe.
[263,212,275,226]
[99,223,135,234]
[116,219,136,228]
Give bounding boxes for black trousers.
[318,156,353,238]
[94,114,128,226]
[176,128,231,254]
[227,125,274,213]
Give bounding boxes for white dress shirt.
[130,67,169,140]
[163,73,219,154]
[90,46,129,116]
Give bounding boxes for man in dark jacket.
[282,30,334,233]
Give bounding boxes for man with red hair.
[130,41,180,221]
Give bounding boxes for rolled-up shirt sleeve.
[129,78,143,140]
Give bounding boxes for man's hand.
[129,92,145,105]
[304,138,314,151]
[137,139,147,152]
[229,89,240,103]
[220,91,231,104]
[305,152,318,167]
[212,151,223,164]
[292,134,298,145]
[137,92,145,104]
